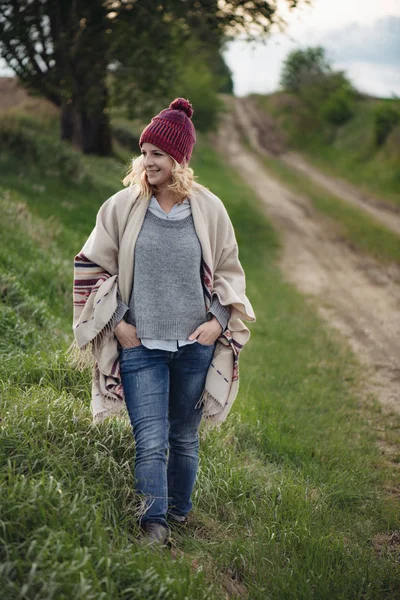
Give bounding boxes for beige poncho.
[72,183,255,427]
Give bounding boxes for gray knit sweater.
[121,209,229,340]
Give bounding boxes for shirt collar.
[150,196,189,212]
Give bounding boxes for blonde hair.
[123,153,201,202]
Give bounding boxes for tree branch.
[33,0,52,71]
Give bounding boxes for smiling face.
[141,142,175,190]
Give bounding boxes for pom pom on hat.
[139,97,196,165]
[169,98,194,119]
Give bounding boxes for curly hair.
[122,153,204,203]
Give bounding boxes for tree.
[0,1,115,154]
[280,46,355,132]
[0,0,303,155]
[110,33,233,126]
[280,47,331,94]
[108,4,187,124]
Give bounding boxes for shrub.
[374,103,400,146]
[0,115,90,182]
[384,124,400,161]
[321,88,354,125]
[111,124,140,151]
[280,47,355,132]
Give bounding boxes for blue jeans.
[119,341,215,527]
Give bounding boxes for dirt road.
[235,96,400,237]
[216,96,400,414]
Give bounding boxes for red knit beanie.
[139,98,196,165]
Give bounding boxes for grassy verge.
[254,93,400,209]
[0,113,399,599]
[242,137,400,266]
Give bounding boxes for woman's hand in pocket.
[114,321,142,348]
[188,316,222,346]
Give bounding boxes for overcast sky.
[223,0,400,98]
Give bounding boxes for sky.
[223,0,400,98]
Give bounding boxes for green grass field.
[0,112,399,599]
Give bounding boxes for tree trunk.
[70,108,112,155]
[61,105,74,142]
[70,81,112,155]
[72,109,112,155]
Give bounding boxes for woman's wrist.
[210,315,223,334]
[114,321,141,348]
[115,320,126,334]
[208,299,230,333]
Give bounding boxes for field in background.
[253,92,400,208]
[0,102,399,598]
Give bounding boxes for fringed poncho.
[71,183,255,427]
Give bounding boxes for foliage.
[108,6,185,124]
[210,48,234,94]
[0,0,302,155]
[109,18,233,125]
[280,47,332,94]
[169,41,225,132]
[300,71,354,111]
[0,116,90,182]
[279,47,356,137]
[384,125,400,163]
[111,124,140,152]
[320,87,354,125]
[374,102,400,146]
[111,35,229,131]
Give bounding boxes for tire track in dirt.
[216,96,400,414]
[236,96,400,236]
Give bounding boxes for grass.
[254,93,400,209]
[0,111,399,598]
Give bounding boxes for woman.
[72,98,255,547]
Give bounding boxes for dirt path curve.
[216,96,400,414]
[235,96,400,237]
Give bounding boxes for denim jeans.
[119,341,215,527]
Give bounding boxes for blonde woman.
[72,98,255,547]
